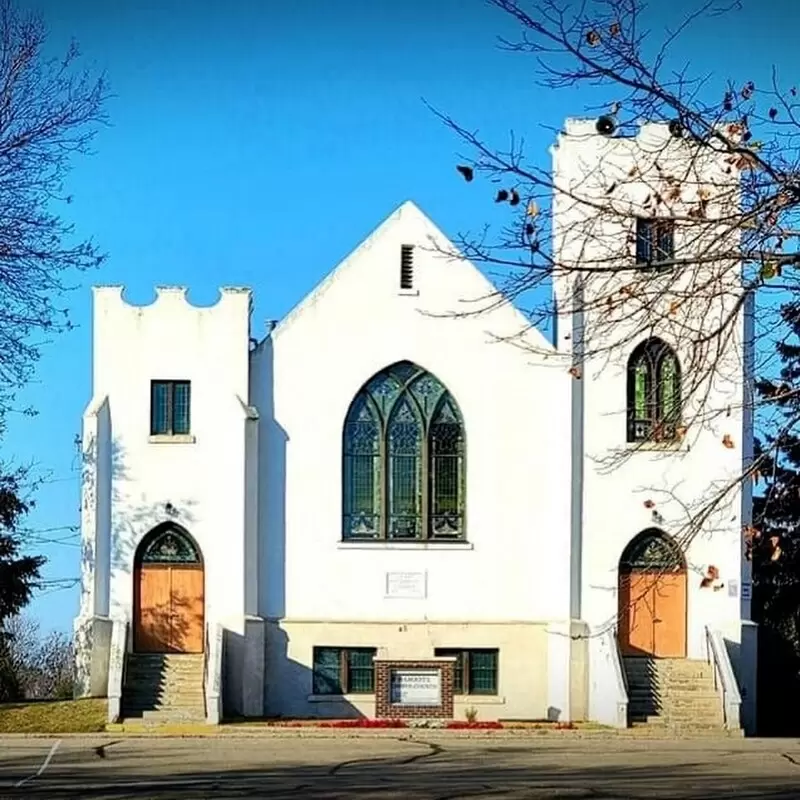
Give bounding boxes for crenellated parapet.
[92,284,251,315]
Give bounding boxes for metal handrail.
[705,626,742,731]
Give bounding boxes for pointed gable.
[271,200,555,354]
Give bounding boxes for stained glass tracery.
[626,338,682,442]
[343,361,465,541]
[139,525,201,564]
[620,529,685,573]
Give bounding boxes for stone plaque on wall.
[385,571,427,599]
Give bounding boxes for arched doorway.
[618,528,687,658]
[133,523,205,654]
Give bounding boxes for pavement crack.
[328,737,443,776]
[781,752,800,766]
[93,740,123,759]
[328,757,391,776]
[398,738,444,765]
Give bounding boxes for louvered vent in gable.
[400,244,414,290]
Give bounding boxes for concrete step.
[626,681,717,693]
[124,679,205,690]
[123,703,206,714]
[124,683,205,697]
[630,715,726,727]
[122,685,205,698]
[126,658,204,666]
[627,684,718,696]
[621,729,743,739]
[624,657,711,669]
[123,710,206,723]
[124,684,204,694]
[125,667,204,676]
[628,722,737,736]
[124,697,206,708]
[126,666,204,677]
[628,694,719,705]
[625,666,714,681]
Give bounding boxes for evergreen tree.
[753,299,800,734]
[0,470,43,701]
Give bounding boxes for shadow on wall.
[80,433,200,609]
[256,338,288,620]
[253,626,364,721]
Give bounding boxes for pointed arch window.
[626,338,682,443]
[136,523,202,565]
[342,362,466,541]
[619,528,685,573]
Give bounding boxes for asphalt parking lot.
[2,733,800,799]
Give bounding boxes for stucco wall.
[88,285,254,636]
[264,620,549,722]
[252,201,574,626]
[551,121,751,659]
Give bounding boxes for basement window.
[434,648,499,695]
[312,647,376,694]
[400,244,415,290]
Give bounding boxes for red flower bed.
[317,718,409,729]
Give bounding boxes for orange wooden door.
[652,572,687,658]
[135,566,173,652]
[619,573,656,655]
[170,567,205,653]
[135,565,205,653]
[618,572,686,657]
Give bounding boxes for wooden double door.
[618,571,687,658]
[134,563,205,653]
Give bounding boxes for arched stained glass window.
[137,524,202,565]
[342,361,466,541]
[619,528,685,573]
[626,338,682,443]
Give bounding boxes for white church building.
[74,119,757,733]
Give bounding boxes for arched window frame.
[342,361,466,542]
[135,522,203,566]
[619,527,686,574]
[626,337,682,443]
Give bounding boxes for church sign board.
[390,668,441,706]
[374,657,456,719]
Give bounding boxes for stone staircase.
[623,657,741,736]
[122,653,206,723]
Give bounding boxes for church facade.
[74,119,757,731]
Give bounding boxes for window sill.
[307,694,374,703]
[148,434,196,444]
[338,541,473,551]
[454,695,505,705]
[623,441,686,453]
[397,288,420,297]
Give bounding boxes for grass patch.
[0,698,107,734]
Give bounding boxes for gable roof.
[270,199,554,352]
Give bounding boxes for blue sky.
[6,0,795,633]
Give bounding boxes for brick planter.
[374,658,456,720]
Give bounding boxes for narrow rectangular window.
[150,380,191,436]
[312,647,376,694]
[635,218,674,269]
[400,244,414,290]
[434,648,499,695]
[346,648,376,693]
[312,647,342,694]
